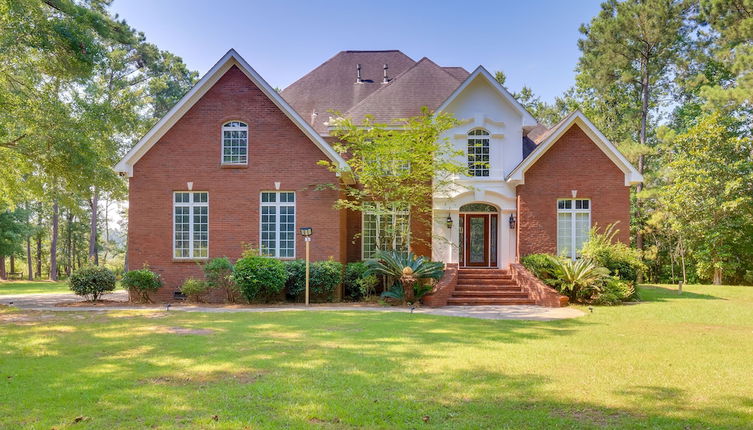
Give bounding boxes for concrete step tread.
[446,298,536,305]
[452,292,530,298]
[454,286,523,291]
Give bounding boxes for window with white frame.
[557,199,591,259]
[362,204,410,259]
[222,121,248,164]
[260,191,295,258]
[468,128,490,177]
[173,192,208,259]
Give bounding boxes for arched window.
[222,121,248,164]
[467,129,490,177]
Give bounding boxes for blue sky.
[110,0,603,104]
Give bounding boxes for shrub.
[234,255,287,302]
[181,278,209,302]
[581,224,644,283]
[310,258,343,300]
[547,256,610,302]
[591,277,636,306]
[520,254,559,286]
[122,267,162,303]
[343,262,379,301]
[68,266,116,301]
[283,259,307,299]
[203,257,238,302]
[368,250,444,304]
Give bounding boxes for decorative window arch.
[467,128,490,177]
[222,121,248,164]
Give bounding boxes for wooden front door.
[465,214,489,266]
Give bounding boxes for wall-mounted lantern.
[508,214,516,230]
[446,216,453,229]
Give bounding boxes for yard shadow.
[639,284,724,302]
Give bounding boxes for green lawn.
[1,284,752,429]
[0,280,70,295]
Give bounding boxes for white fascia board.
[115,49,349,177]
[505,110,643,186]
[435,65,538,127]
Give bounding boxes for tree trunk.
[50,200,59,281]
[634,63,651,283]
[66,211,73,276]
[713,266,722,285]
[36,234,42,279]
[26,235,32,280]
[0,257,6,280]
[10,255,15,274]
[89,189,98,265]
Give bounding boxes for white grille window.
[557,199,591,259]
[260,192,295,258]
[468,128,490,177]
[362,204,410,259]
[222,121,248,164]
[174,192,208,259]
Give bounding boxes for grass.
[0,280,70,295]
[0,284,752,429]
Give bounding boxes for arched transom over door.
[459,204,498,267]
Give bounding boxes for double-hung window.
[222,121,248,164]
[260,191,295,258]
[468,128,490,177]
[173,192,208,259]
[557,199,591,259]
[362,204,410,259]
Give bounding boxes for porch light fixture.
[508,214,516,230]
[446,216,453,229]
[300,227,313,306]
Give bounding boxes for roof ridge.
[341,57,462,119]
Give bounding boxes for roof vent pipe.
[356,63,362,83]
[383,64,389,83]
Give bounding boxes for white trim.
[556,198,591,260]
[172,191,209,260]
[435,66,537,127]
[220,120,249,165]
[259,191,296,259]
[506,111,644,186]
[115,49,348,177]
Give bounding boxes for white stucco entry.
[431,67,537,268]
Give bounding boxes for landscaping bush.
[203,257,238,302]
[581,224,644,283]
[283,259,306,299]
[68,266,116,301]
[181,278,209,303]
[591,277,636,305]
[547,256,610,302]
[122,267,162,303]
[310,258,343,300]
[233,255,287,302]
[343,261,379,301]
[520,253,559,286]
[369,250,444,304]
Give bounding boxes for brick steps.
[450,268,534,306]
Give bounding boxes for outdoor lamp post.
[300,227,313,306]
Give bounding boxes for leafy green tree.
[657,112,753,284]
[0,207,29,279]
[323,109,465,250]
[698,0,753,112]
[576,0,692,255]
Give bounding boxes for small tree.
[321,108,465,250]
[122,267,162,303]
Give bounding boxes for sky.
[109,0,604,104]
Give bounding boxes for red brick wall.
[517,124,631,257]
[127,66,343,300]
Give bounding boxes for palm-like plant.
[368,250,444,304]
[547,256,610,300]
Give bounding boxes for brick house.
[115,49,642,304]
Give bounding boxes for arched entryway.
[459,203,498,268]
